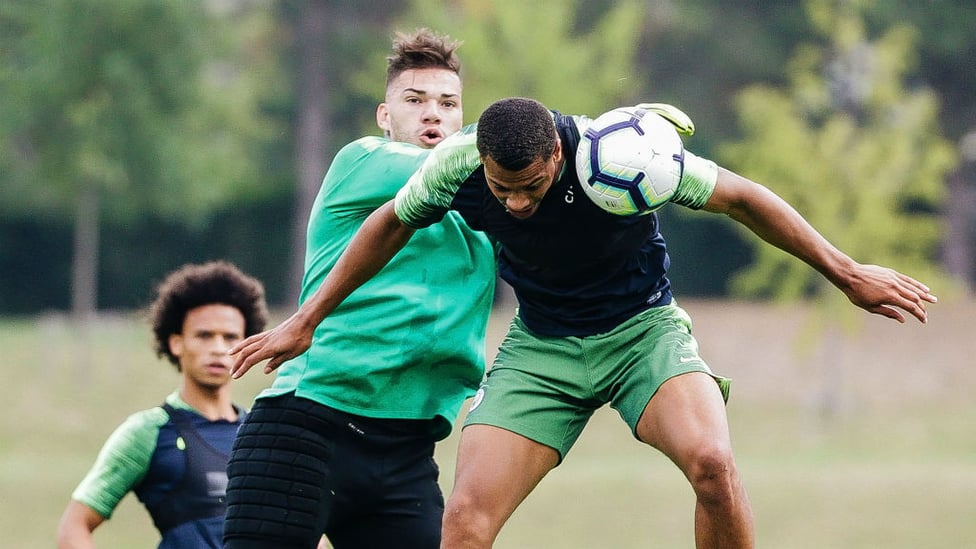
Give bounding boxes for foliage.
[718,0,956,321]
[866,0,976,139]
[390,0,646,120]
[0,0,275,225]
[0,0,286,315]
[1,1,972,313]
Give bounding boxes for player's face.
[169,304,245,391]
[377,68,463,148]
[483,139,563,220]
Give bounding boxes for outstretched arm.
[229,200,415,378]
[702,167,937,323]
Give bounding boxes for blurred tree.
[0,0,276,318]
[720,0,955,315]
[631,1,816,296]
[288,0,332,306]
[270,0,405,305]
[2,0,973,314]
[717,0,957,417]
[633,1,975,297]
[868,1,976,290]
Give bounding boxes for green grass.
[3,299,975,548]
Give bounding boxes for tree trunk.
[943,164,976,293]
[71,183,99,321]
[288,0,331,307]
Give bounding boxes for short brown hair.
[386,28,461,87]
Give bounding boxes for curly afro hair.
[148,261,269,368]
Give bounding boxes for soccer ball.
[575,106,685,216]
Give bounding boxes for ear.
[552,136,563,163]
[376,103,391,136]
[168,333,184,359]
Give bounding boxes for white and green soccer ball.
[575,106,685,216]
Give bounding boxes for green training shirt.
[260,136,497,439]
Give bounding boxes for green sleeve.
[393,125,482,229]
[670,150,719,209]
[70,407,167,519]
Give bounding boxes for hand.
[228,313,314,378]
[841,264,937,323]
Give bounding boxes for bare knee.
[684,444,740,506]
[442,491,496,547]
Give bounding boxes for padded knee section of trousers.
[223,403,334,547]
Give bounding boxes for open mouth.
[420,128,443,144]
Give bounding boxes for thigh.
[636,370,733,468]
[325,435,443,549]
[224,394,337,549]
[449,424,559,531]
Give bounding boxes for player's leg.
[442,424,559,548]
[443,316,595,547]
[223,393,336,549]
[636,371,754,548]
[608,303,753,547]
[324,417,444,549]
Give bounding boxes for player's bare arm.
[56,501,104,549]
[229,201,415,378]
[702,166,936,323]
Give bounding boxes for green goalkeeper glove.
[635,103,695,136]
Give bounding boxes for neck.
[179,382,237,422]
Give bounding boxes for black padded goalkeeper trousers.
[223,392,444,549]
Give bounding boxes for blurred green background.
[2,1,975,547]
[2,0,974,314]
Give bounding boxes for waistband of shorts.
[259,391,442,437]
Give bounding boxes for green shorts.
[464,302,730,461]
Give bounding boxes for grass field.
[2,297,974,548]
